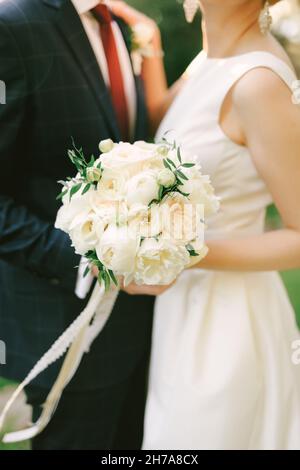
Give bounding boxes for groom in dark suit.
[0,0,154,450]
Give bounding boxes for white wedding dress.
[142,51,300,450]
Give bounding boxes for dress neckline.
[200,50,296,77]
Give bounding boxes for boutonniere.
[129,23,164,76]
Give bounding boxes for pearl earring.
[259,1,273,35]
[183,0,199,24]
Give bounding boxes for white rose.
[89,193,128,226]
[126,170,160,206]
[134,238,189,285]
[69,213,105,256]
[160,193,204,244]
[100,142,159,176]
[133,141,158,152]
[128,204,163,239]
[97,167,127,201]
[132,23,154,49]
[181,173,220,216]
[96,224,139,274]
[157,168,176,188]
[55,189,93,233]
[99,139,114,153]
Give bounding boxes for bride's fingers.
[121,281,176,296]
[107,0,156,28]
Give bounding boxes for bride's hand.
[121,279,176,296]
[107,0,159,35]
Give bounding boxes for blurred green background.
[129,0,202,84]
[0,0,299,451]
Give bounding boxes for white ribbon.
[0,282,119,443]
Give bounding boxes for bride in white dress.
[111,0,300,449]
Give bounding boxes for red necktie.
[92,4,130,141]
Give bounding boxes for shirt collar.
[71,0,104,16]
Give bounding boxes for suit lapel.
[42,0,121,141]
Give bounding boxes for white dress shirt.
[71,0,137,299]
[71,0,136,134]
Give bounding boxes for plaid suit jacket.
[0,0,154,390]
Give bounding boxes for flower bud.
[157,168,176,188]
[157,145,169,157]
[86,167,102,183]
[99,139,114,153]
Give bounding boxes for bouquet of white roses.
[0,138,219,443]
[55,138,219,287]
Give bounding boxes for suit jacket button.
[50,278,60,286]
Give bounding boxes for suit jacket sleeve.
[0,20,80,293]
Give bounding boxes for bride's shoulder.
[230,52,296,114]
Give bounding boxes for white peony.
[181,172,220,216]
[99,142,161,177]
[97,167,127,201]
[69,212,105,256]
[96,224,140,275]
[125,170,160,206]
[134,238,190,285]
[55,189,93,233]
[160,193,204,244]
[128,204,163,240]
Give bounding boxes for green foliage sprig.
[56,139,102,201]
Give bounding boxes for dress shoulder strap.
[208,50,298,123]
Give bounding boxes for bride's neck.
[199,1,263,58]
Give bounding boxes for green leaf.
[177,147,182,163]
[70,183,82,200]
[82,183,91,195]
[182,163,195,168]
[189,250,199,257]
[83,265,90,278]
[158,185,164,200]
[175,169,188,181]
[108,270,118,287]
[177,189,190,197]
[166,158,176,168]
[97,272,104,287]
[87,155,95,167]
[186,244,199,257]
[103,270,111,292]
[148,198,159,207]
[163,159,172,170]
[56,189,68,201]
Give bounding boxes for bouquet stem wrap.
[0,283,119,443]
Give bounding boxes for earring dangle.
[259,1,272,35]
[183,0,199,24]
